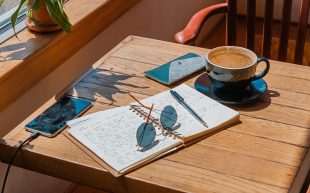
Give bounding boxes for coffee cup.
[205,46,270,90]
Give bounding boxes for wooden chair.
[175,0,310,65]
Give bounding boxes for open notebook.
[65,84,240,176]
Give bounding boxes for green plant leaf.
[31,0,40,10]
[45,0,72,33]
[11,0,29,36]
[27,0,40,24]
[0,0,4,7]
[26,10,40,24]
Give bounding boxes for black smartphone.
[25,96,92,137]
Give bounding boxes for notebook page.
[138,84,239,138]
[68,106,182,173]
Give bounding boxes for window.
[0,1,20,14]
[0,1,26,42]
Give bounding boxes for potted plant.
[0,0,72,33]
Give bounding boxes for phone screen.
[25,96,92,136]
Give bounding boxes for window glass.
[0,1,20,15]
[0,1,26,43]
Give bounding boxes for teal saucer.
[194,73,267,104]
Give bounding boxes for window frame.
[0,6,27,43]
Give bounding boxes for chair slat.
[262,0,274,58]
[278,0,293,61]
[226,0,237,45]
[246,0,256,51]
[294,0,310,65]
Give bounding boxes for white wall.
[0,0,224,193]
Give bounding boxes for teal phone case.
[144,53,205,85]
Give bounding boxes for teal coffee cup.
[205,46,270,90]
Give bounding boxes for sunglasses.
[129,94,180,151]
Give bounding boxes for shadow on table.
[230,89,280,112]
[0,36,41,62]
[72,68,149,105]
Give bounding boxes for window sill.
[0,0,139,112]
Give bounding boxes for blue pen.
[170,90,208,127]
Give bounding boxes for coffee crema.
[209,51,253,68]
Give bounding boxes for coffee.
[205,46,270,90]
[209,51,253,68]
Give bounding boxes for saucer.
[194,73,267,104]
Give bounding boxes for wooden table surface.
[1,36,310,193]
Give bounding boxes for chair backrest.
[226,0,310,64]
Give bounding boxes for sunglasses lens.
[136,122,156,148]
[160,105,177,130]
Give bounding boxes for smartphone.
[25,96,92,137]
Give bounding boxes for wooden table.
[1,36,310,193]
